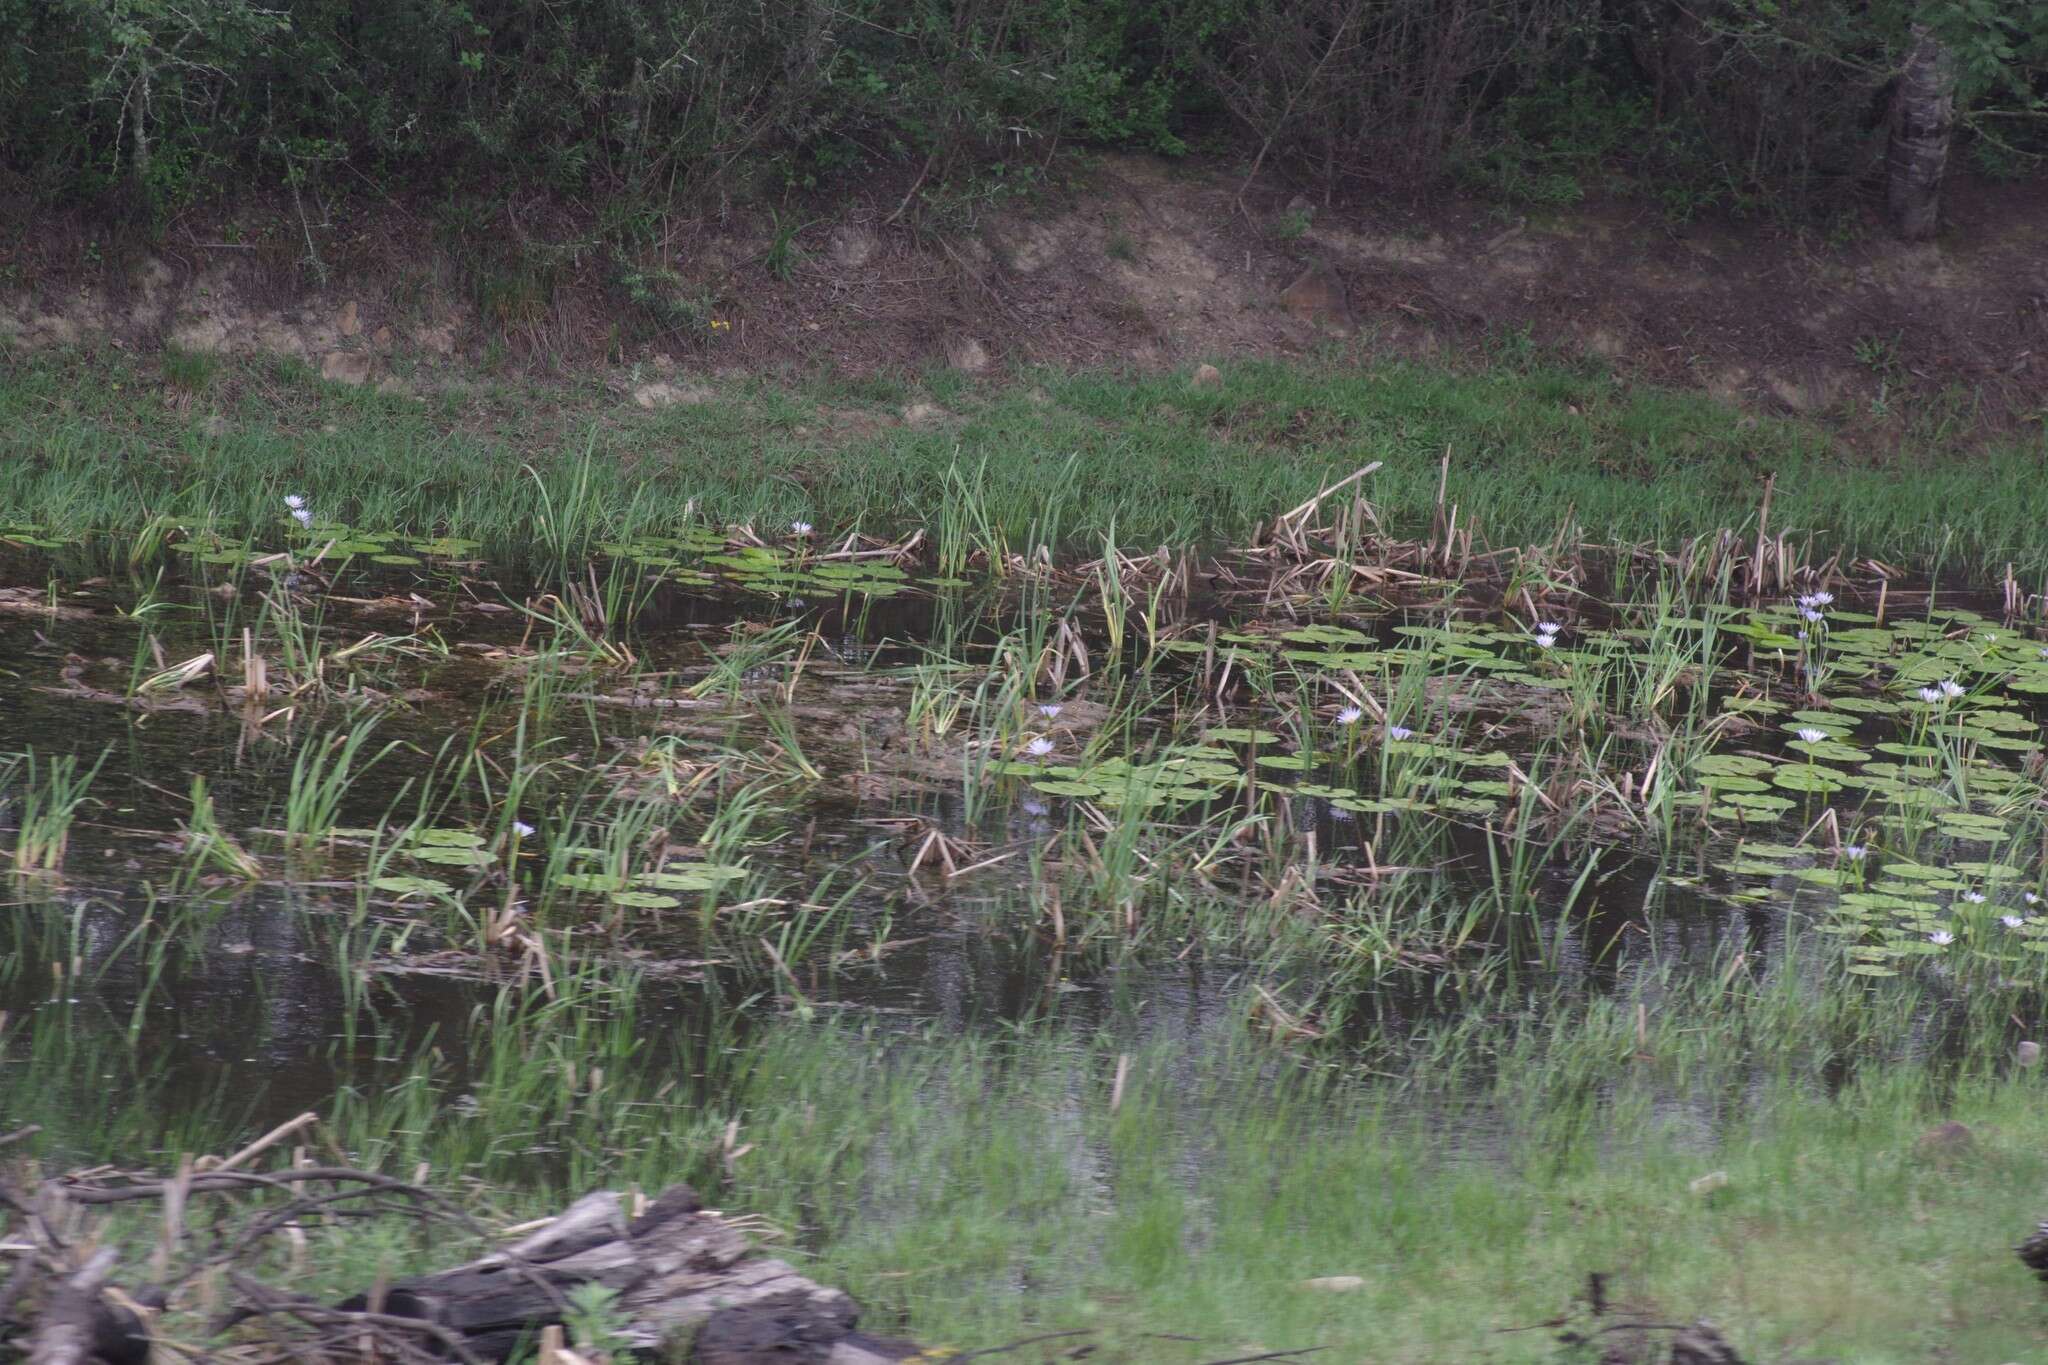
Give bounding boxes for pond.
[7,509,2045,1151]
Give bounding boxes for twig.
[208,1112,318,1173]
[1197,1350,1327,1365]
[226,1270,487,1365]
[949,1329,1096,1360]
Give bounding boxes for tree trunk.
[1886,23,1956,242]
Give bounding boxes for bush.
[0,0,2040,222]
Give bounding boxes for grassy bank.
[3,347,2046,575]
[14,964,2048,1363]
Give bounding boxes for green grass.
[13,970,2048,1363]
[3,347,2045,574]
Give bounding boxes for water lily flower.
[2029,892,2043,906]
[1537,621,1562,634]
[1336,705,1363,725]
[790,520,814,537]
[1794,727,1828,744]
[1800,608,1825,624]
[1386,725,1415,741]
[1038,703,1063,719]
[284,493,306,510]
[2004,915,2025,930]
[284,494,313,527]
[2038,648,2048,660]
[1939,679,1965,699]
[1796,591,1833,609]
[1917,685,1945,704]
[1961,891,1986,904]
[1021,799,1049,817]
[1534,632,1558,649]
[1929,930,1954,946]
[512,820,535,838]
[1026,737,1055,757]
[1842,845,1866,861]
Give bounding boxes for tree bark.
[1886,23,1956,242]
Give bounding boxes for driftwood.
[1,1141,919,1365]
[322,1185,919,1363]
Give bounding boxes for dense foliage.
[2,0,2043,220]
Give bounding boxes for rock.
[337,301,361,337]
[944,335,990,373]
[650,351,677,373]
[375,377,409,397]
[2020,1040,2041,1067]
[372,326,395,349]
[1190,362,1222,389]
[1299,1276,1365,1293]
[826,223,880,270]
[633,381,714,410]
[319,351,373,386]
[1688,1170,1729,1197]
[1916,1120,1972,1154]
[414,322,457,357]
[1279,260,1355,335]
[901,401,949,428]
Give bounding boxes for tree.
[1886,23,1957,240]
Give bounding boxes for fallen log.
[7,1161,920,1364]
[322,1185,921,1363]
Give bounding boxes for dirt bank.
[4,154,2045,446]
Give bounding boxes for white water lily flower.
[1537,621,1562,634]
[2038,647,2048,660]
[1929,930,1954,946]
[1534,633,1558,649]
[1026,736,1055,757]
[292,508,313,527]
[2004,915,2026,930]
[512,820,535,838]
[790,520,814,536]
[1336,705,1363,725]
[1796,591,1833,609]
[1800,608,1825,624]
[1940,679,1966,699]
[1962,891,1987,904]
[284,493,306,510]
[1917,685,1945,704]
[1038,703,1063,719]
[1794,727,1828,744]
[1386,725,1415,741]
[1842,845,1866,861]
[2029,892,2043,906]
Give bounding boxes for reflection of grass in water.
[10,965,2048,1361]
[5,350,2048,571]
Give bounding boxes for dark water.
[3,541,2040,1157]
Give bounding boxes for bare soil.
[3,153,2045,445]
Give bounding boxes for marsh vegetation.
[5,358,2048,1361]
